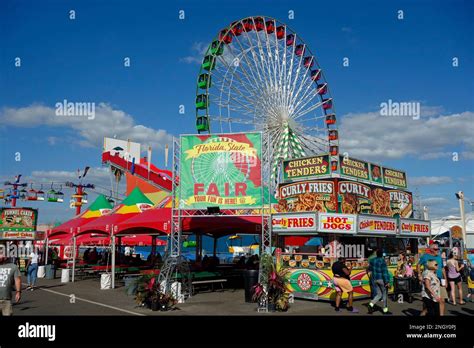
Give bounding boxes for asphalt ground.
[11,275,474,316]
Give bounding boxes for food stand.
[0,207,42,271]
[272,154,431,301]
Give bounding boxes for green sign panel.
[282,155,331,181]
[339,155,370,181]
[180,133,263,209]
[0,208,38,232]
[382,166,407,189]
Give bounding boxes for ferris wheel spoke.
[232,30,268,92]
[292,92,327,120]
[214,53,260,101]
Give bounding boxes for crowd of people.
[330,241,473,316]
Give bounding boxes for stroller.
[392,275,420,303]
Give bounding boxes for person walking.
[367,249,391,314]
[366,249,377,299]
[446,252,465,305]
[26,248,39,291]
[332,257,358,313]
[418,241,447,315]
[0,254,22,316]
[421,260,441,316]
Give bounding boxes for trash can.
[37,265,45,278]
[100,273,111,290]
[243,270,259,303]
[45,265,54,280]
[61,269,70,283]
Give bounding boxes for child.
[422,260,441,316]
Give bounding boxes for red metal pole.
[75,185,83,216]
[12,183,17,207]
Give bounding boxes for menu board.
[399,218,431,237]
[317,213,357,234]
[0,208,38,232]
[272,213,317,233]
[383,167,407,189]
[282,155,331,181]
[357,215,398,235]
[338,181,413,218]
[339,156,370,181]
[276,180,336,213]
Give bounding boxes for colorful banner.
[277,180,336,213]
[338,181,413,218]
[383,167,407,189]
[180,133,262,209]
[357,215,398,235]
[282,155,330,181]
[399,218,430,237]
[339,156,370,181]
[272,213,317,233]
[318,213,357,234]
[0,208,38,232]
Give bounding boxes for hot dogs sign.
[179,133,262,209]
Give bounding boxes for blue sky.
[0,0,473,224]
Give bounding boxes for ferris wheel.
[195,16,340,180]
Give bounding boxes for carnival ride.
[195,16,339,180]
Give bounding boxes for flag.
[165,144,169,168]
[147,146,152,174]
[82,166,90,178]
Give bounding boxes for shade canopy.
[49,195,113,237]
[117,208,171,235]
[79,187,154,235]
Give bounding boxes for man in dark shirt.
[332,257,358,312]
[0,255,22,316]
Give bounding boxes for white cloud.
[409,176,453,186]
[420,197,448,205]
[0,103,173,151]
[179,42,208,65]
[339,110,474,161]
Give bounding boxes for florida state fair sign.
[272,213,317,233]
[357,215,397,235]
[179,133,262,209]
[318,213,357,234]
[399,218,431,237]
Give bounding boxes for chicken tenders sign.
[180,133,262,209]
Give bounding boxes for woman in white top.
[26,249,39,290]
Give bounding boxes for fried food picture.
[370,188,392,216]
[341,193,357,214]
